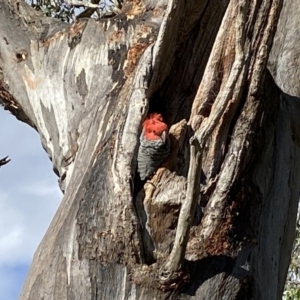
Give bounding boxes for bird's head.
[142,113,168,141]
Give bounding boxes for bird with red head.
[137,113,170,180]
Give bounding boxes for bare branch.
[160,137,202,283]
[0,156,10,167]
[65,0,99,8]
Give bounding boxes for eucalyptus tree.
[0,0,299,299]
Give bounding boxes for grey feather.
[137,130,170,180]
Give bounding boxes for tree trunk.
[0,0,299,299]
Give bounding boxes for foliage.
[26,0,120,22]
[283,205,300,299]
[27,0,76,22]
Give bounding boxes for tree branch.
[0,156,10,167]
[65,0,99,8]
[160,137,202,283]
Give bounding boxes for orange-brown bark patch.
[125,0,145,18]
[108,30,124,43]
[124,43,148,77]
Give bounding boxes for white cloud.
[0,180,61,266]
[0,109,62,298]
[0,191,24,264]
[20,180,61,197]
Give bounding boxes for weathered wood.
[160,136,202,285]
[0,0,299,299]
[189,0,283,251]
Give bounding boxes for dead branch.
[0,156,10,167]
[160,137,202,283]
[65,0,99,8]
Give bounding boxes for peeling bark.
[0,0,299,299]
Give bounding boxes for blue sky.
[0,109,61,300]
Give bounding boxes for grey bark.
[0,0,299,299]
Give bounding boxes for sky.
[0,108,62,300]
